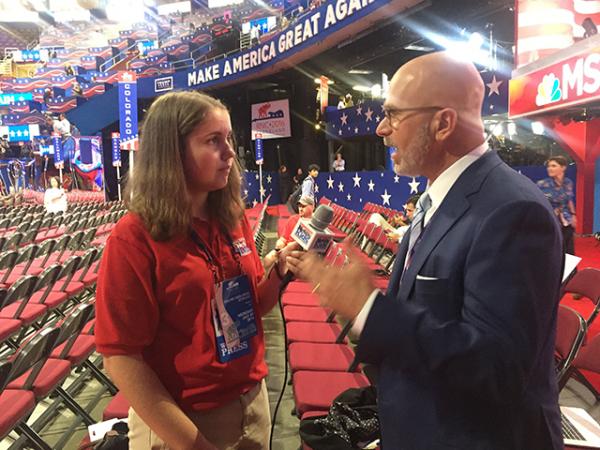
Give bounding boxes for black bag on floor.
[299,386,379,450]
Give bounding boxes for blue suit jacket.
[356,152,564,450]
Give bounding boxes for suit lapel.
[395,151,504,302]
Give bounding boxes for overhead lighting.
[371,84,382,98]
[531,122,545,135]
[352,85,371,92]
[507,122,517,136]
[348,69,372,75]
[404,44,434,52]
[313,78,334,84]
[492,123,503,136]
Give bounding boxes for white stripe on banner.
[574,0,600,15]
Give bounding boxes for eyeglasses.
[382,106,445,125]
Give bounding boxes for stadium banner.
[118,72,139,151]
[251,99,291,140]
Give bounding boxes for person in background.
[537,155,576,256]
[44,176,67,213]
[292,167,303,189]
[64,63,74,76]
[290,52,563,449]
[332,152,345,171]
[0,135,9,155]
[301,164,319,202]
[337,96,346,109]
[386,193,420,241]
[53,113,71,139]
[276,196,314,249]
[344,93,354,107]
[278,164,292,203]
[250,23,260,46]
[72,81,83,97]
[94,91,298,450]
[43,87,53,105]
[582,17,598,39]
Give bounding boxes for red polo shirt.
[95,212,267,411]
[281,214,300,243]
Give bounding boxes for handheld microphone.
[280,204,335,288]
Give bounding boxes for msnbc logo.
[535,73,562,106]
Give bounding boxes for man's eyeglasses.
[382,106,445,125]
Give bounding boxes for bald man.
[292,52,564,449]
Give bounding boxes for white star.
[347,194,352,201]
[380,173,384,177]
[259,186,266,197]
[354,127,359,134]
[252,199,258,207]
[381,189,391,206]
[403,203,408,210]
[375,115,381,122]
[356,106,363,115]
[338,182,344,192]
[352,173,361,187]
[266,175,272,183]
[255,174,259,179]
[340,113,348,125]
[314,184,319,193]
[408,177,420,193]
[244,189,248,195]
[326,176,334,189]
[486,75,502,97]
[338,130,342,136]
[365,107,374,121]
[368,179,375,192]
[394,175,400,183]
[359,198,363,202]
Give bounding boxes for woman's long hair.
[125,91,244,241]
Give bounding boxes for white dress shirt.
[351,143,489,336]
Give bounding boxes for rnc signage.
[118,71,139,151]
[509,47,600,118]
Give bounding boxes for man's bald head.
[377,52,486,180]
[390,52,484,113]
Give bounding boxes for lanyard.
[189,227,244,283]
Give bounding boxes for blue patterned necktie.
[405,193,432,269]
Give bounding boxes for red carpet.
[560,237,600,390]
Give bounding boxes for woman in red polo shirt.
[95,91,291,449]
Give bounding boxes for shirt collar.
[426,142,489,211]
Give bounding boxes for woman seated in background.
[44,176,67,213]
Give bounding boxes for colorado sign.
[509,47,600,118]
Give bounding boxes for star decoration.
[486,75,502,97]
[365,107,374,121]
[347,194,352,201]
[252,199,258,207]
[315,184,319,193]
[354,127,359,134]
[352,173,361,187]
[408,177,420,194]
[326,176,334,189]
[266,175,272,183]
[255,174,259,180]
[340,113,348,125]
[368,180,375,192]
[380,173,384,177]
[403,203,408,210]
[356,106,363,115]
[244,189,248,196]
[259,186,266,197]
[381,189,391,206]
[375,115,381,123]
[394,175,400,183]
[338,130,342,135]
[338,182,344,192]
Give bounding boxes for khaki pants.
[128,380,271,450]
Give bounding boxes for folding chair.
[0,275,45,339]
[564,268,600,327]
[0,360,50,450]
[556,305,587,389]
